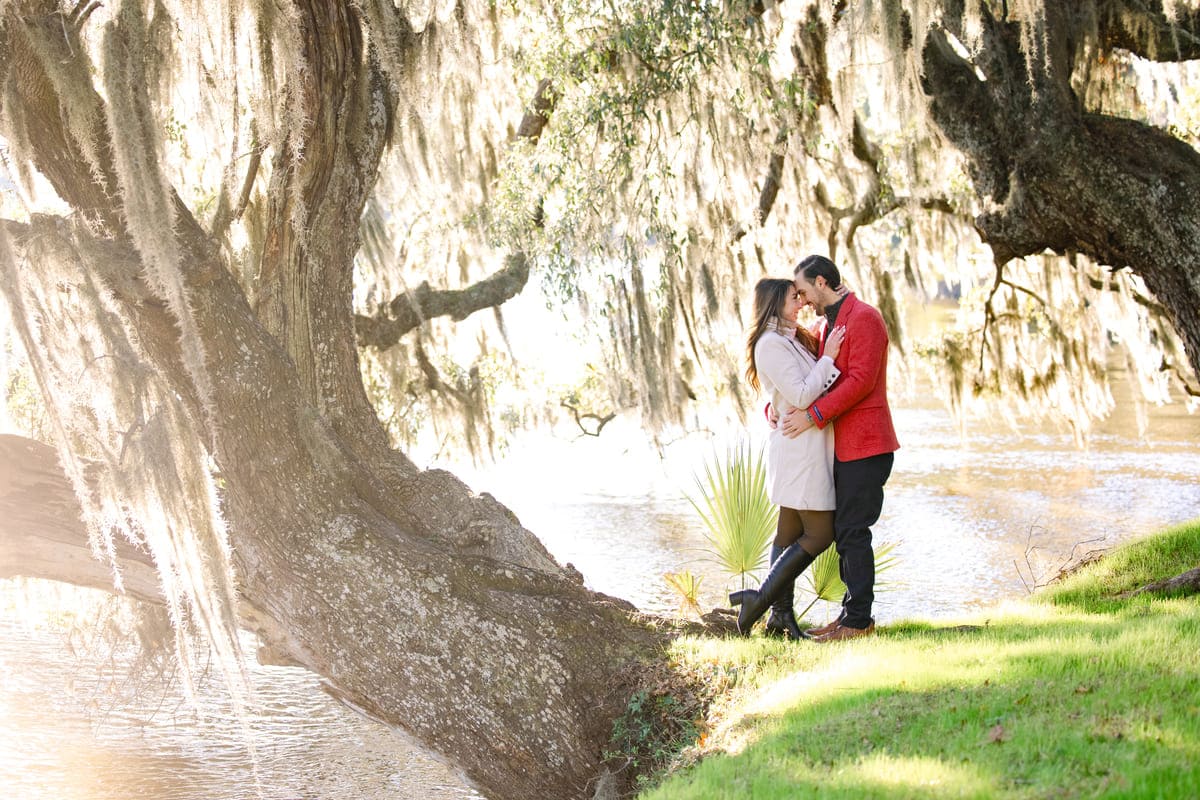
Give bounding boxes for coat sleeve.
[756,338,840,411]
[810,306,887,428]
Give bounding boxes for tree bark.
[0,435,161,603]
[0,4,673,799]
[355,253,530,349]
[0,430,670,798]
[920,4,1200,378]
[252,0,408,475]
[1127,566,1200,598]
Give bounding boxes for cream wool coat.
[754,321,840,511]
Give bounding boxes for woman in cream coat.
[729,278,844,639]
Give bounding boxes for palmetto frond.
[796,539,901,621]
[685,441,777,591]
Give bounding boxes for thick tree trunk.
[0,432,668,800]
[254,0,401,468]
[0,4,673,799]
[920,4,1200,378]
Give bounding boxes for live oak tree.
[0,3,676,799]
[2,2,1199,799]
[485,0,1200,439]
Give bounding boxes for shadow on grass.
[648,602,1200,799]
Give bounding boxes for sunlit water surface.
[3,393,1198,799]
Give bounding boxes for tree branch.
[976,264,1066,376]
[922,12,1200,380]
[1096,1,1200,62]
[997,275,1049,307]
[3,4,120,230]
[353,77,553,354]
[210,143,264,241]
[756,127,788,224]
[1123,565,1200,597]
[356,253,530,349]
[560,400,616,438]
[813,114,964,259]
[0,434,163,604]
[1160,357,1200,398]
[978,266,1003,374]
[3,3,210,250]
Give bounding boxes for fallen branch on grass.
[1121,566,1200,598]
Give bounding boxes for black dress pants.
[833,451,894,629]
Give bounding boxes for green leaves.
[804,538,899,601]
[685,439,901,608]
[491,0,778,306]
[805,545,845,603]
[686,441,777,591]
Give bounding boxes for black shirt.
[824,294,847,329]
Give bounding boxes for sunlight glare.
[854,753,987,794]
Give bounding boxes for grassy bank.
[642,520,1200,799]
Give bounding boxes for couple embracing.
[730,255,899,642]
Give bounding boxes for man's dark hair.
[795,254,841,289]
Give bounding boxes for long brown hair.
[745,278,820,392]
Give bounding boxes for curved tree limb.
[921,8,1200,382]
[976,262,1068,376]
[2,1,121,230]
[1094,0,1200,62]
[356,78,555,351]
[560,400,617,438]
[356,253,530,348]
[813,114,965,260]
[0,434,163,603]
[2,1,212,254]
[1160,357,1200,398]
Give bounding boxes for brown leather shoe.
[803,613,845,638]
[814,621,875,642]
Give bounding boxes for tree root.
[1122,566,1200,599]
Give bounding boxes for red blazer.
[809,293,899,461]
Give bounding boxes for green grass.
[642,520,1200,800]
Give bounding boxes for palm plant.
[685,441,777,592]
[796,540,900,620]
[662,569,704,618]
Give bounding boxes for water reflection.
[2,393,1198,798]
[0,589,482,800]
[450,396,1200,624]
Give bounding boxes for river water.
[2,389,1198,799]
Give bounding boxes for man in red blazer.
[782,255,899,641]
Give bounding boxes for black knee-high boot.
[728,542,816,636]
[763,544,803,640]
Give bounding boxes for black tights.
[774,507,835,558]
